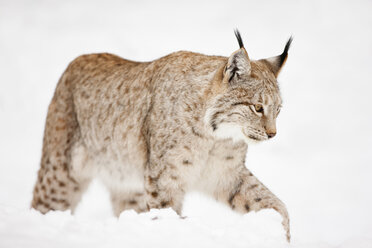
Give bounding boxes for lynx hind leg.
[110,191,147,217]
[32,91,91,214]
[32,165,91,214]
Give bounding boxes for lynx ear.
[225,29,251,83]
[263,37,293,78]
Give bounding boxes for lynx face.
[206,31,291,144]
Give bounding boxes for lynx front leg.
[203,141,290,241]
[226,170,290,241]
[144,161,185,215]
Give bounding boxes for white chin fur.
[213,123,258,145]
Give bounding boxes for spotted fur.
[32,31,292,241]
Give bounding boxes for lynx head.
[206,30,292,144]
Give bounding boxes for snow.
[1,0,372,247]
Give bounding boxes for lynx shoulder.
[32,30,292,241]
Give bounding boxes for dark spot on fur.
[58,199,67,205]
[128,200,137,205]
[191,127,203,137]
[210,111,224,131]
[228,180,243,207]
[35,198,43,206]
[249,184,258,190]
[151,192,158,198]
[245,204,250,211]
[58,181,66,187]
[225,156,234,160]
[211,123,217,131]
[148,176,158,184]
[254,198,262,202]
[158,152,165,159]
[185,104,192,112]
[182,160,192,165]
[160,201,168,207]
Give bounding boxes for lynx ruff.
[32,30,293,241]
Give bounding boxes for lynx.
[32,30,292,241]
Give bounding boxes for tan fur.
[32,42,291,241]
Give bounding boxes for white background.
[0,0,371,247]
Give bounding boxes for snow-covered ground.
[1,0,372,247]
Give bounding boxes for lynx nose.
[267,132,276,139]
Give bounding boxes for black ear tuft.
[279,36,293,66]
[234,29,244,49]
[259,36,293,78]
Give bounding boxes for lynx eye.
[254,104,263,113]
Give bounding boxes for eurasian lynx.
[32,30,292,241]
